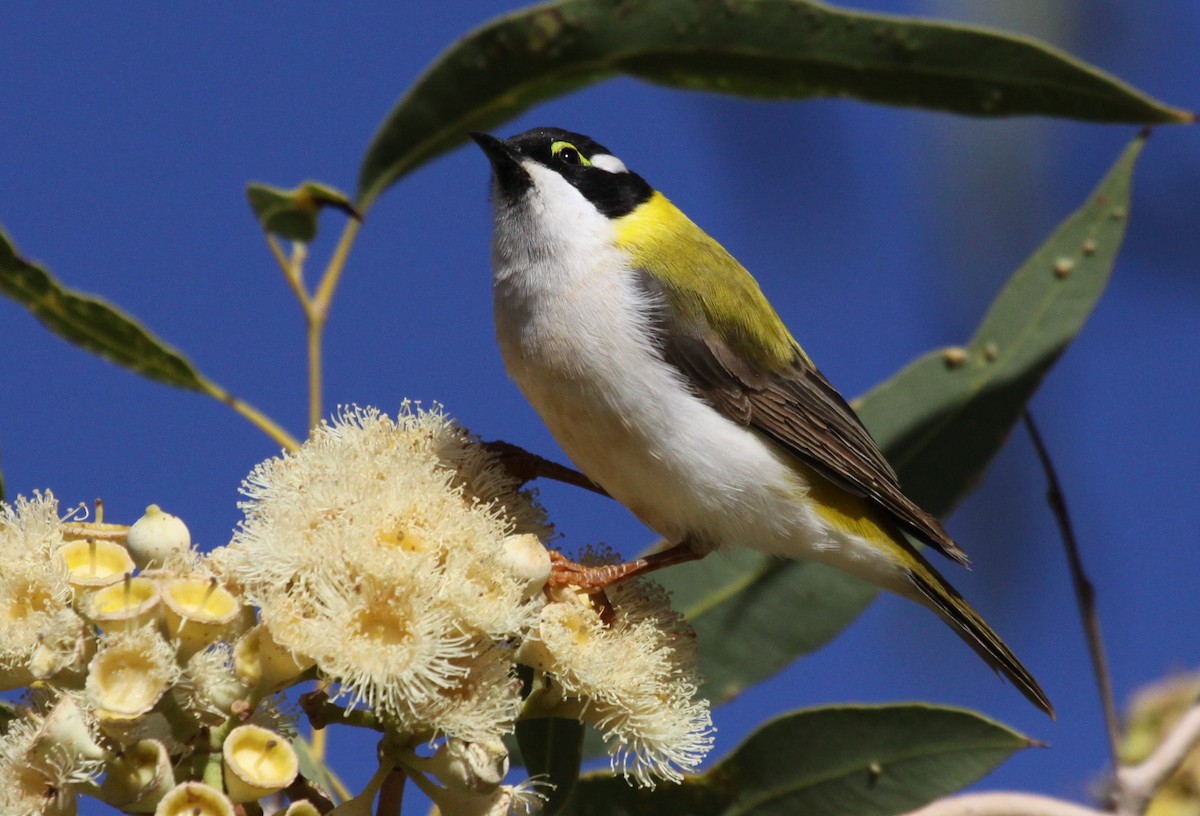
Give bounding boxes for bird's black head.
[470,127,653,218]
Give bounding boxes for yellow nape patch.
[612,192,798,371]
[613,192,690,249]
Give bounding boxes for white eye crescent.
[590,153,628,174]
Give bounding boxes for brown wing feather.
[638,273,969,566]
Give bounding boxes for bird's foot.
[547,542,705,593]
[547,550,648,592]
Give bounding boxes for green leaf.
[652,133,1146,707]
[357,0,1189,208]
[516,717,586,815]
[562,704,1034,816]
[663,551,874,706]
[0,225,215,392]
[246,180,361,243]
[857,133,1146,517]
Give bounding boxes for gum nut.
[234,624,314,693]
[32,695,107,764]
[154,782,234,816]
[58,539,134,592]
[160,577,239,659]
[87,576,161,629]
[87,646,171,717]
[221,724,299,803]
[499,533,552,596]
[99,739,175,812]
[127,505,191,570]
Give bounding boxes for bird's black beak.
[470,132,532,199]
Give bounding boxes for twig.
[1024,411,1120,765]
[905,791,1105,816]
[480,440,609,496]
[300,688,383,732]
[205,381,301,451]
[376,766,407,816]
[1115,701,1200,815]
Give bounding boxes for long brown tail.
[908,563,1054,718]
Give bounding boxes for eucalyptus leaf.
[857,132,1147,517]
[357,0,1188,208]
[516,717,585,815]
[651,132,1146,707]
[562,704,1034,816]
[246,180,361,243]
[0,225,213,392]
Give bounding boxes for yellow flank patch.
[802,467,920,570]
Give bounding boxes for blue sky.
[1,2,1198,812]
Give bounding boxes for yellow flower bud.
[126,505,191,570]
[498,533,552,599]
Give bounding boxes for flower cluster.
[214,404,553,744]
[518,550,714,787]
[0,494,297,815]
[0,405,714,814]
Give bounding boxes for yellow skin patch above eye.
[551,140,592,166]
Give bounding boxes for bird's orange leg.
[548,541,705,592]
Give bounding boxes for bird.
[470,127,1052,717]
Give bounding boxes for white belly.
[494,263,820,558]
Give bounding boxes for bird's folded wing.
[640,280,969,567]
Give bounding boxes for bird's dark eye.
[550,140,591,167]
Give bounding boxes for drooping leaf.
[651,133,1147,707]
[0,224,298,449]
[246,180,361,243]
[516,717,585,815]
[0,226,213,392]
[856,132,1148,517]
[563,704,1034,816]
[357,0,1188,208]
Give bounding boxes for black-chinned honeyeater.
[472,127,1052,717]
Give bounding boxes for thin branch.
[205,382,301,451]
[1115,701,1200,815]
[266,233,306,305]
[905,792,1105,816]
[312,217,361,315]
[1024,411,1120,766]
[377,767,407,816]
[307,315,324,431]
